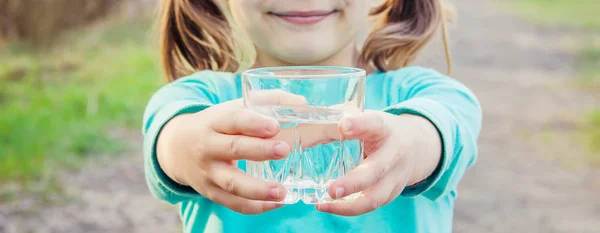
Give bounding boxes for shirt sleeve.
[381,66,482,201]
[141,71,238,204]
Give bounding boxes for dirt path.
[2,0,599,232]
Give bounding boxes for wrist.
[156,114,193,186]
[401,114,443,186]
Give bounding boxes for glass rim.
[242,66,366,79]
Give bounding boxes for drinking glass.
[241,66,366,204]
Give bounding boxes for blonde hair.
[159,0,454,82]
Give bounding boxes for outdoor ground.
[1,0,599,232]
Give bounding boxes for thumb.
[338,111,389,141]
[217,89,309,109]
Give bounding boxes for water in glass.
[242,66,366,204]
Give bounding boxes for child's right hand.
[156,91,306,214]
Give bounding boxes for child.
[142,0,482,232]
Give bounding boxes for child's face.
[228,0,371,66]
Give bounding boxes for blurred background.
[0,0,598,232]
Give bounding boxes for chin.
[276,43,336,65]
[277,51,332,66]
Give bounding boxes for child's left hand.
[316,110,442,216]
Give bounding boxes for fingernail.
[267,203,285,209]
[273,143,288,158]
[317,204,329,212]
[265,121,278,133]
[335,187,345,199]
[341,120,353,134]
[269,187,281,200]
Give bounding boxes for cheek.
[342,0,371,27]
[228,0,263,30]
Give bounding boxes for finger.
[209,162,287,201]
[338,111,388,141]
[273,121,339,151]
[211,90,310,137]
[247,89,309,107]
[327,144,398,199]
[207,134,291,161]
[317,160,409,216]
[328,103,362,115]
[316,180,398,216]
[216,90,308,109]
[211,108,280,138]
[205,185,285,215]
[316,192,387,216]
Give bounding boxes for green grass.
[505,0,600,29]
[0,17,162,183]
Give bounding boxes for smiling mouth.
[269,10,338,25]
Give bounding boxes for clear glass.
[242,66,366,204]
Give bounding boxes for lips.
[270,10,336,25]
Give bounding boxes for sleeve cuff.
[143,100,212,204]
[382,97,456,200]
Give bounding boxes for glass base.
[266,187,361,205]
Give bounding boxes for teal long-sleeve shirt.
[142,66,482,233]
